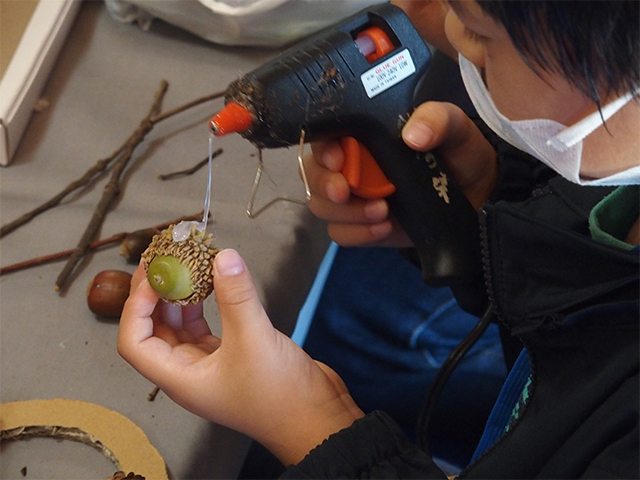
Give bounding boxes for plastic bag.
[105,0,386,47]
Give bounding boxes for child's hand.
[118,250,364,465]
[402,102,497,211]
[305,140,412,248]
[304,101,497,248]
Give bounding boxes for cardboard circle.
[0,399,167,479]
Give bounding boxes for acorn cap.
[141,223,219,305]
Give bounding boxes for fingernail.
[321,150,335,170]
[327,181,348,203]
[322,147,341,172]
[215,249,245,276]
[403,122,434,148]
[364,199,388,221]
[132,277,146,295]
[370,221,393,239]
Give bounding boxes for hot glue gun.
[209,3,481,289]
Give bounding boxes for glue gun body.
[211,4,482,290]
[224,5,425,149]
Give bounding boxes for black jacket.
[283,177,639,479]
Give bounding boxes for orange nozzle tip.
[209,102,254,136]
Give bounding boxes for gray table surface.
[0,2,330,478]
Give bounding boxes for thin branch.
[0,89,225,240]
[0,144,127,238]
[159,148,223,180]
[0,211,204,276]
[150,90,225,124]
[0,234,126,276]
[147,386,161,402]
[55,81,169,292]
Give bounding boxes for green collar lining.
[589,185,639,251]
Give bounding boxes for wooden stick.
[150,90,225,124]
[0,234,127,276]
[0,144,127,239]
[159,148,223,180]
[147,386,161,402]
[55,81,169,292]
[0,89,225,240]
[0,211,204,276]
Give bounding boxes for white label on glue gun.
[360,49,416,99]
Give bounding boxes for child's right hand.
[304,101,498,249]
[305,140,412,248]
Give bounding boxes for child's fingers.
[212,250,273,347]
[326,217,413,248]
[120,277,158,344]
[327,221,393,246]
[159,301,184,331]
[118,277,173,371]
[402,101,459,151]
[310,140,345,172]
[180,303,212,341]
[303,152,351,204]
[308,195,389,224]
[403,101,497,209]
[129,261,148,293]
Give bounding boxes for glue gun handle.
[352,133,482,288]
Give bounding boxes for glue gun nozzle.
[209,102,254,136]
[209,120,220,135]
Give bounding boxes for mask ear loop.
[548,89,639,151]
[245,130,311,219]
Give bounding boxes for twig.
[0,89,225,240]
[0,211,204,276]
[55,81,169,292]
[159,148,223,180]
[0,143,127,239]
[147,386,161,402]
[160,157,209,180]
[150,90,225,124]
[1,234,127,276]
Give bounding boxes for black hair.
[477,1,639,105]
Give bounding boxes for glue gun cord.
[417,303,495,456]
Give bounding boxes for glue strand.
[201,134,214,231]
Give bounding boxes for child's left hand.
[118,249,364,465]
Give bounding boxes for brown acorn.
[141,222,219,305]
[120,227,160,264]
[87,270,133,317]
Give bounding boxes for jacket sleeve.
[280,411,448,479]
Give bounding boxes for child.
[118,1,639,477]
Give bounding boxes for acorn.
[87,270,133,317]
[141,221,219,305]
[120,227,160,264]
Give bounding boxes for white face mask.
[458,54,640,186]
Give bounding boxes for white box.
[0,0,81,166]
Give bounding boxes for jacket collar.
[482,179,639,335]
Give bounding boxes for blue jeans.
[298,245,507,468]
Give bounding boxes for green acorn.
[141,222,219,305]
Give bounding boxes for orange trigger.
[340,137,395,199]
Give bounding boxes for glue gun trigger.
[340,137,396,199]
